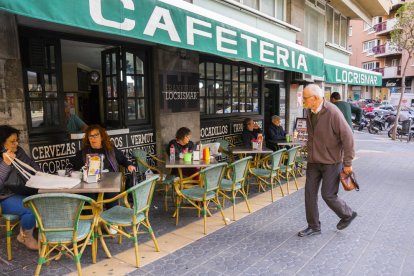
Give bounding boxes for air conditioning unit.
[293,72,314,82]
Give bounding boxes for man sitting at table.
[267,115,286,150]
[242,118,262,147]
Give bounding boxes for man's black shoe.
[337,211,357,230]
[298,227,321,237]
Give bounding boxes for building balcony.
[371,67,384,76]
[383,66,401,78]
[373,18,398,36]
[372,43,402,57]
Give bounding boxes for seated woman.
[73,125,136,205]
[241,118,262,147]
[0,125,38,250]
[166,127,195,157]
[166,127,196,177]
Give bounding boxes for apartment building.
[349,0,414,102]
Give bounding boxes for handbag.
[4,167,38,196]
[339,171,360,191]
[4,153,81,190]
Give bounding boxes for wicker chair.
[23,193,99,276]
[219,156,252,221]
[174,163,228,234]
[279,146,300,194]
[249,148,286,201]
[0,206,19,261]
[99,175,160,268]
[132,149,176,211]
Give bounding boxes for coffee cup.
[57,170,66,177]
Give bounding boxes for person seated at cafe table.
[266,115,286,150]
[166,127,196,177]
[241,118,262,147]
[73,125,136,206]
[166,127,195,158]
[0,125,39,250]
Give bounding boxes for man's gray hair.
[271,115,280,120]
[304,84,324,98]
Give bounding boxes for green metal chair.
[132,149,176,211]
[219,156,252,221]
[249,148,287,202]
[279,146,300,194]
[295,146,307,176]
[23,193,99,276]
[216,139,234,163]
[174,163,228,235]
[0,206,20,261]
[99,175,160,268]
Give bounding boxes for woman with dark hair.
[166,127,195,157]
[0,125,38,250]
[241,118,262,147]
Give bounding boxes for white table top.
[165,157,218,168]
[38,172,122,194]
[231,146,273,154]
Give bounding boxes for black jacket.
[241,128,262,147]
[268,124,286,141]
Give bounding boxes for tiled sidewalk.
[126,132,414,276]
[0,158,305,275]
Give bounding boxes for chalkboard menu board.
[295,118,308,142]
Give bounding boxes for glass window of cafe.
[199,57,260,116]
[19,30,151,135]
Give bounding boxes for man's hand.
[343,166,352,175]
[127,165,136,173]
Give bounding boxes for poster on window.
[159,72,200,113]
[295,117,308,142]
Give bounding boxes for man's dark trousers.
[305,163,353,230]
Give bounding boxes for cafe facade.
[0,0,384,173]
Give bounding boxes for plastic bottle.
[169,145,175,161]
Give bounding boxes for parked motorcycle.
[367,114,387,134]
[353,117,368,131]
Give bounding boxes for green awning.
[324,59,382,86]
[0,0,324,77]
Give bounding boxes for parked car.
[373,107,392,117]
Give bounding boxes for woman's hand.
[2,150,15,166]
[127,165,136,173]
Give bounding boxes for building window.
[363,39,380,54]
[21,36,62,133]
[305,5,325,52]
[362,61,380,70]
[348,45,352,52]
[349,26,352,36]
[199,59,260,115]
[326,5,348,48]
[237,0,286,21]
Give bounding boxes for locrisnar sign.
[324,59,382,86]
[0,0,324,77]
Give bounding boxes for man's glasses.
[303,95,314,100]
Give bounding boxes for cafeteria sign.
[0,0,324,77]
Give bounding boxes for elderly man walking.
[298,84,357,237]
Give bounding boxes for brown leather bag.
[340,171,360,191]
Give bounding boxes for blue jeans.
[1,195,36,230]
